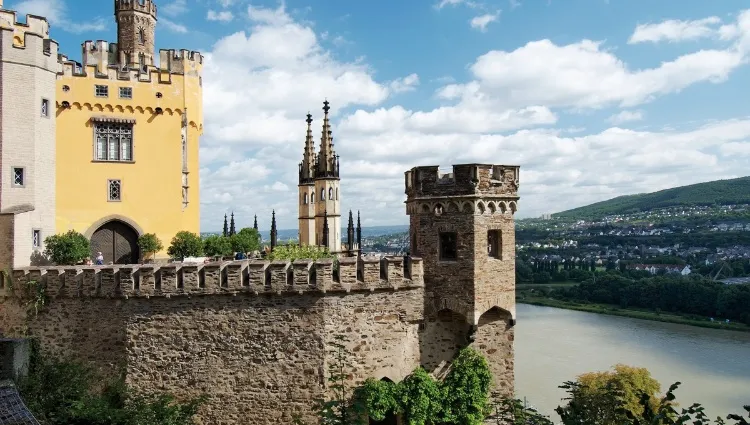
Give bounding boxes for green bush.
[137,233,163,261]
[44,230,90,265]
[230,228,261,254]
[167,231,203,261]
[18,352,204,425]
[269,244,332,261]
[203,235,232,258]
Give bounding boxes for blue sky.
[8,0,750,231]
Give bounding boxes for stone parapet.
[58,47,203,80]
[1,257,424,299]
[404,163,520,199]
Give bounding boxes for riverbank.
[517,295,750,333]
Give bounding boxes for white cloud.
[14,0,107,33]
[470,12,500,32]
[161,0,188,17]
[607,110,644,125]
[390,74,420,93]
[197,3,750,231]
[628,17,722,44]
[159,17,188,33]
[207,10,234,22]
[435,0,479,9]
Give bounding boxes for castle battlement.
[0,10,49,39]
[0,25,58,62]
[2,256,424,300]
[57,47,202,81]
[114,0,157,19]
[405,163,520,200]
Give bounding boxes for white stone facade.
[0,13,58,268]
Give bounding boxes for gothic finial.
[223,213,229,237]
[356,211,362,251]
[253,214,258,231]
[347,210,355,253]
[270,210,278,251]
[306,112,313,125]
[323,99,330,115]
[229,211,236,236]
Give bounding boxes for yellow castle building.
[0,0,203,268]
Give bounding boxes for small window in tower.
[328,187,333,200]
[41,98,49,117]
[311,190,315,203]
[11,167,25,187]
[32,230,41,249]
[439,232,457,262]
[321,190,325,201]
[95,85,109,98]
[156,92,163,98]
[336,188,339,200]
[488,230,501,259]
[138,27,146,45]
[62,85,70,92]
[108,179,122,202]
[303,193,308,204]
[119,87,133,99]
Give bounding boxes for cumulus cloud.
[198,4,750,231]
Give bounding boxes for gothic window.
[311,190,315,203]
[119,87,133,99]
[94,122,133,162]
[439,232,457,261]
[303,193,308,204]
[488,230,501,259]
[328,187,333,200]
[11,167,24,187]
[138,27,146,45]
[41,99,49,117]
[321,190,325,201]
[95,85,109,98]
[32,230,41,249]
[108,179,122,202]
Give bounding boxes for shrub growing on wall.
[230,227,261,254]
[203,235,233,258]
[137,233,163,261]
[43,230,90,265]
[167,231,204,261]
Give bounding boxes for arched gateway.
[90,220,140,264]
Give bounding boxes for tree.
[556,364,662,425]
[137,233,163,261]
[230,227,261,254]
[269,244,333,261]
[167,231,203,261]
[203,235,232,258]
[44,230,90,265]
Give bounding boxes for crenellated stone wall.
[0,257,429,424]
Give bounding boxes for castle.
[0,0,203,269]
[1,164,520,424]
[0,1,521,424]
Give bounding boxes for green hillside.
[554,176,750,219]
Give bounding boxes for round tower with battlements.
[114,0,157,70]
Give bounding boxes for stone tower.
[298,100,341,253]
[114,0,157,69]
[405,163,520,395]
[0,9,58,271]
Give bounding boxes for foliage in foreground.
[18,352,204,425]
[44,230,90,265]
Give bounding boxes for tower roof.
[316,99,339,179]
[114,0,158,19]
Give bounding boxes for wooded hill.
[554,176,750,219]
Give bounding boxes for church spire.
[299,112,316,184]
[229,212,236,236]
[223,214,228,237]
[356,211,362,251]
[347,210,355,253]
[253,214,258,231]
[270,210,278,251]
[317,100,339,178]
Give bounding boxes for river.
[515,304,750,420]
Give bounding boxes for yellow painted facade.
[53,0,203,261]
